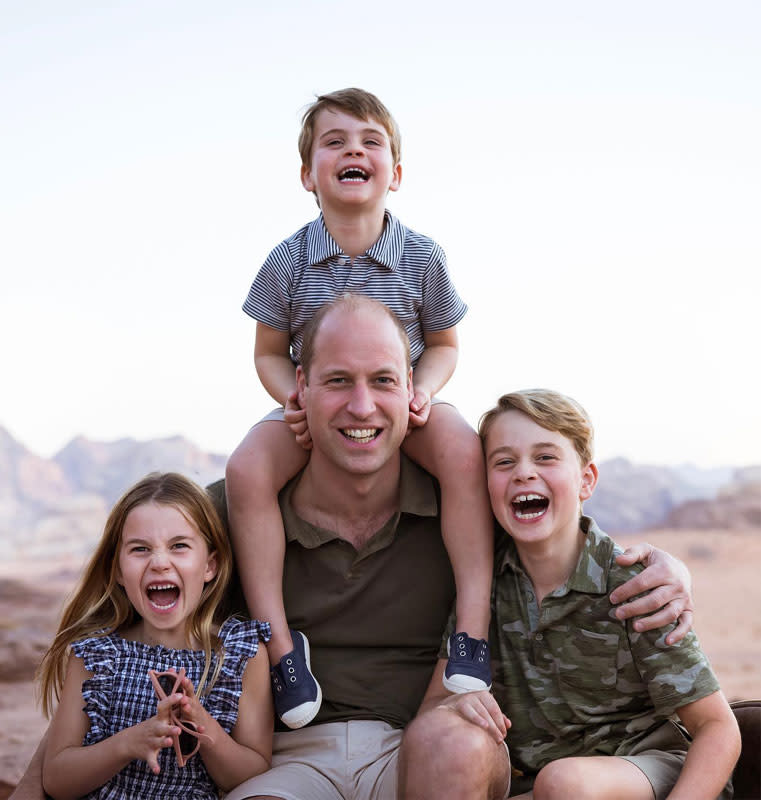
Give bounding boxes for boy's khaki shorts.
[223,720,402,800]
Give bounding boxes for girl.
[37,472,273,800]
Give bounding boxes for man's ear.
[579,462,599,501]
[406,367,414,402]
[388,162,402,193]
[296,364,308,408]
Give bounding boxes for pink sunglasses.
[148,667,214,766]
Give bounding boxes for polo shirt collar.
[281,454,438,549]
[305,211,403,271]
[497,515,613,596]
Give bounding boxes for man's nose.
[346,382,375,417]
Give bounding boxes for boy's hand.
[610,543,694,644]
[284,390,312,450]
[436,691,511,744]
[408,388,432,429]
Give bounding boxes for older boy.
[406,389,739,800]
[226,89,495,727]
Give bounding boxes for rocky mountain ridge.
[1,426,759,563]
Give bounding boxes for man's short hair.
[478,389,595,466]
[298,88,402,168]
[300,294,411,379]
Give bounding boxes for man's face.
[297,307,413,478]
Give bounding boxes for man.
[10,294,693,800]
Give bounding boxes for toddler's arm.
[666,691,740,800]
[178,647,273,791]
[409,326,459,428]
[254,322,298,407]
[43,655,181,800]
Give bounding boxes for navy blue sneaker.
[270,630,322,728]
[443,631,492,693]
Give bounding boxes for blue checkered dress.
[71,617,270,799]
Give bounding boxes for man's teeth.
[343,428,378,443]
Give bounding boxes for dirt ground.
[1,529,759,797]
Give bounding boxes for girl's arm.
[183,647,273,792]
[43,654,180,800]
[666,690,741,800]
[254,322,297,407]
[409,326,459,427]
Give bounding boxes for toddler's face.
[301,107,401,212]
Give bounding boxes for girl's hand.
[126,694,183,774]
[284,390,312,449]
[174,673,210,739]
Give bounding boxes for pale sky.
[2,1,759,468]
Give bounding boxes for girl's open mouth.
[146,582,180,610]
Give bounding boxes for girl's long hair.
[37,472,233,718]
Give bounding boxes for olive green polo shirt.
[488,516,720,778]
[210,454,453,732]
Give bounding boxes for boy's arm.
[254,322,297,407]
[666,691,740,800]
[610,543,694,644]
[409,326,459,427]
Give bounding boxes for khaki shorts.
[620,720,733,800]
[223,720,402,800]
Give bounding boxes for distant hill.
[0,426,226,561]
[0,427,758,562]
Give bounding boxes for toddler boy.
[226,88,494,728]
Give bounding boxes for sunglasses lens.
[178,728,197,756]
[158,675,175,695]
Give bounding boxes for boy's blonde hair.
[37,472,233,718]
[298,88,402,168]
[479,389,595,466]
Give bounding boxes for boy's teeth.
[514,494,544,502]
[515,509,547,520]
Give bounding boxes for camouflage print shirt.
[489,516,720,777]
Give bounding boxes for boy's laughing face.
[301,107,401,214]
[484,410,597,549]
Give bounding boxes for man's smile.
[341,427,380,443]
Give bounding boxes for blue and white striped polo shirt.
[242,211,467,367]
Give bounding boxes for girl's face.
[116,501,218,648]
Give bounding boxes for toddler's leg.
[226,420,308,660]
[226,421,321,728]
[403,404,494,691]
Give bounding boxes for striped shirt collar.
[306,210,403,271]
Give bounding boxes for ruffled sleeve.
[203,617,271,732]
[71,633,119,746]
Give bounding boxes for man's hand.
[435,691,511,744]
[284,391,312,450]
[610,543,694,644]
